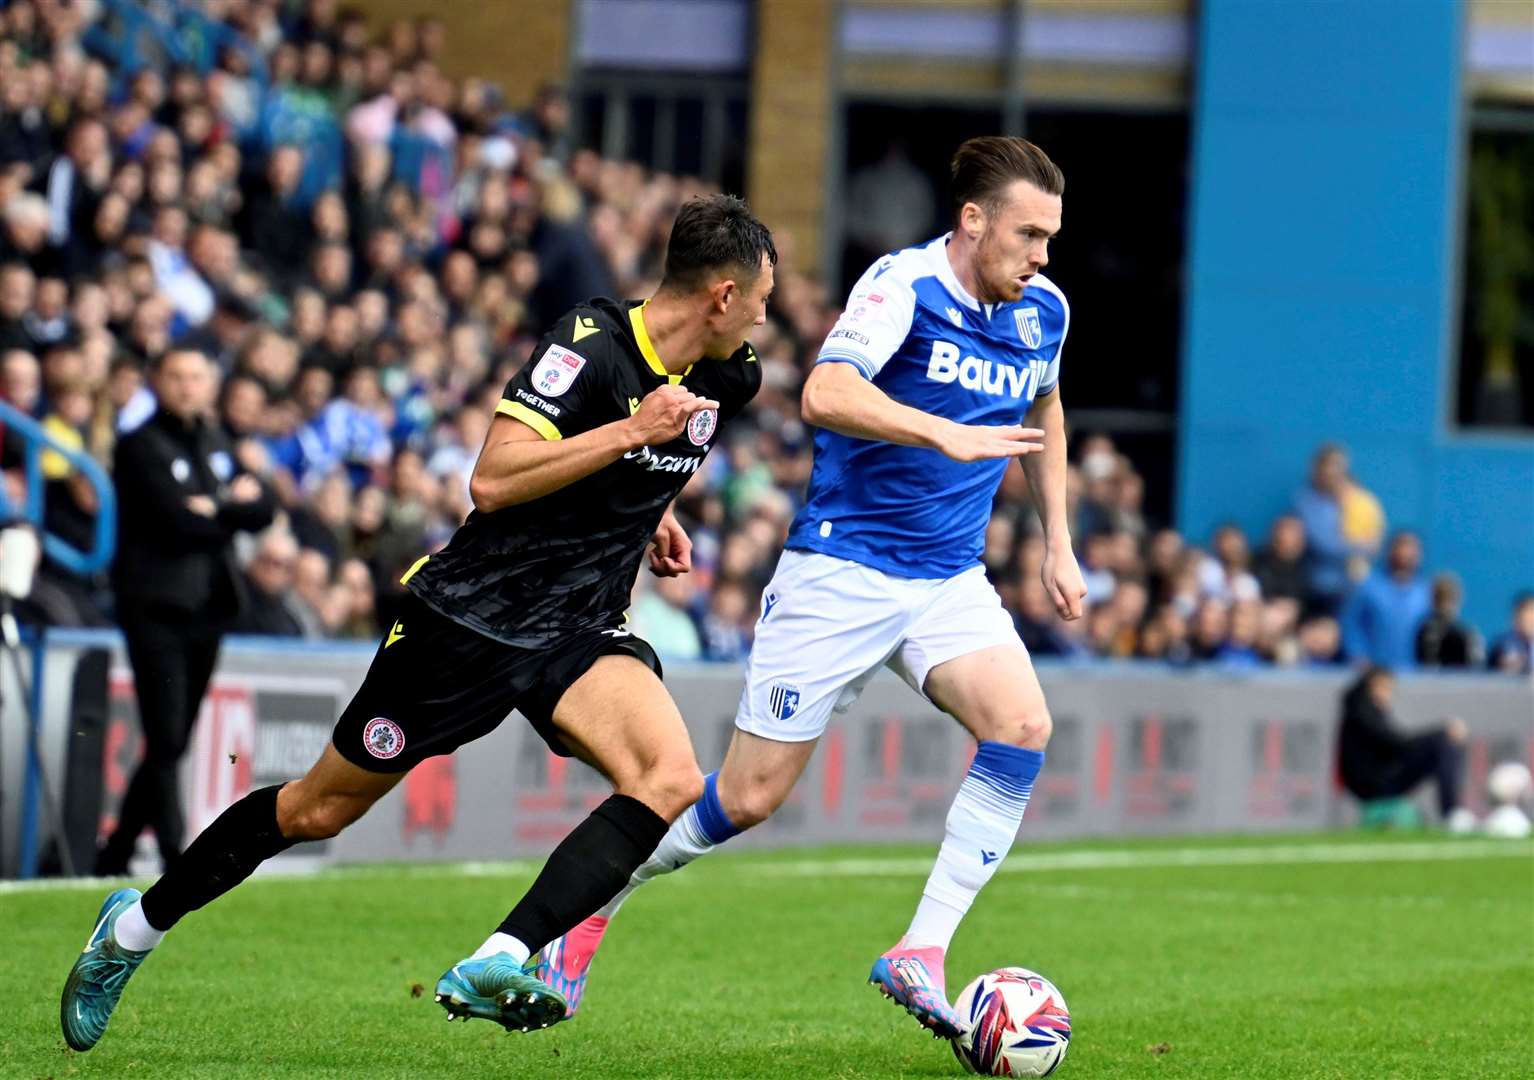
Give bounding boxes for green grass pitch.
[3,832,1531,1079]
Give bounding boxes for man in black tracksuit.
[1337,666,1468,822]
[96,348,275,875]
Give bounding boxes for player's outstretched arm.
[471,385,718,512]
[801,361,1045,464]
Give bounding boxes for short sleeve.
[716,346,763,423]
[497,310,611,440]
[816,257,916,380]
[1036,293,1069,397]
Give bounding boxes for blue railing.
[0,401,116,576]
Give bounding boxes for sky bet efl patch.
[531,345,587,397]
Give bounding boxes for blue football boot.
[434,953,568,1032]
[60,888,152,1051]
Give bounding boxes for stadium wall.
[3,633,1530,877]
[1176,0,1534,635]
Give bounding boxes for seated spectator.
[1077,532,1117,604]
[699,579,753,662]
[630,573,702,662]
[291,547,340,638]
[1215,600,1263,667]
[1341,530,1431,669]
[233,528,305,637]
[1253,513,1309,607]
[0,262,36,351]
[1336,667,1472,830]
[1296,615,1343,666]
[1199,523,1261,604]
[1014,578,1089,658]
[1415,572,1484,669]
[1137,604,1193,665]
[1190,599,1230,661]
[1488,592,1534,675]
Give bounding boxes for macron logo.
[981,850,999,866]
[927,341,1046,399]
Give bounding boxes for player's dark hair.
[950,137,1064,218]
[660,194,777,293]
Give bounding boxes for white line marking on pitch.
[1020,881,1525,912]
[748,840,1534,878]
[3,840,1528,895]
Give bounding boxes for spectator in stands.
[630,573,703,662]
[1216,600,1263,667]
[233,527,305,637]
[237,144,309,276]
[1294,444,1383,614]
[699,580,753,662]
[1199,523,1261,604]
[39,117,112,274]
[0,262,35,351]
[1296,615,1343,666]
[1340,530,1431,668]
[1253,513,1309,608]
[1,191,53,271]
[1336,666,1472,830]
[1015,577,1089,658]
[1415,573,1484,669]
[1488,592,1534,675]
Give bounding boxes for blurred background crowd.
[0,0,1528,675]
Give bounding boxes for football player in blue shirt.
[540,137,1087,1039]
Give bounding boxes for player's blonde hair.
[950,137,1064,218]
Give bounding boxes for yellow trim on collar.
[629,300,692,384]
[496,398,562,441]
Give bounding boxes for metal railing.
[0,401,116,576]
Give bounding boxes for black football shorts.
[332,592,662,773]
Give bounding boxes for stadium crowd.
[0,0,1528,675]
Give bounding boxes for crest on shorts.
[1014,306,1042,349]
[363,717,405,760]
[768,683,801,721]
[686,407,717,446]
[531,344,587,398]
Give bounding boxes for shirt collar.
[927,233,981,311]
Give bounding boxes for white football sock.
[597,771,744,920]
[112,899,165,952]
[597,801,717,919]
[471,931,531,965]
[905,743,1045,952]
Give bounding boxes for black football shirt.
[406,297,761,647]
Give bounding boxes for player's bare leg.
[61,748,402,1051]
[871,643,1052,1038]
[444,655,704,1028]
[535,730,817,1015]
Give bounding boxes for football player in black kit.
[60,195,776,1050]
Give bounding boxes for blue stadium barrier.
[0,401,116,578]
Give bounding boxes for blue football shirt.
[785,234,1070,579]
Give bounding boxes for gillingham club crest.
[768,683,801,721]
[531,344,587,397]
[1014,306,1042,349]
[363,717,405,760]
[687,407,717,446]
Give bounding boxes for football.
[951,967,1072,1077]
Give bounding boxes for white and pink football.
[952,967,1072,1077]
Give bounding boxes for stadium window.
[573,77,748,189]
[1455,109,1534,431]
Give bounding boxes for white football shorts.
[734,549,1023,743]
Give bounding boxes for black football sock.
[139,785,296,931]
[496,794,668,955]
